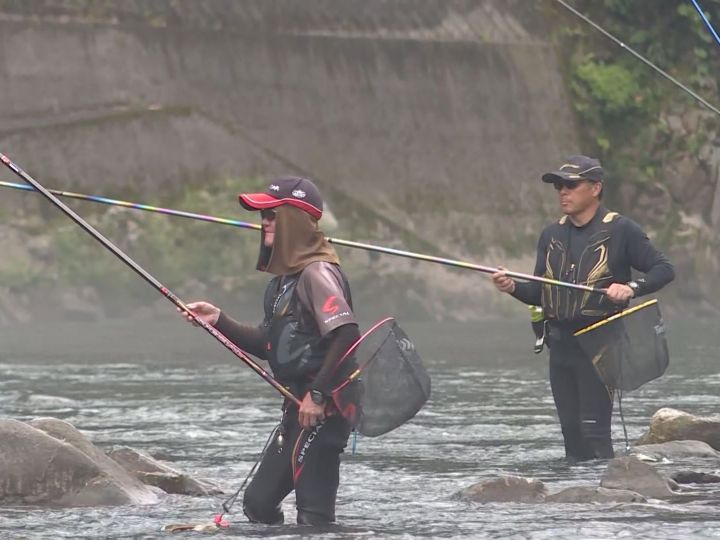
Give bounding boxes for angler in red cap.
[183,176,359,525]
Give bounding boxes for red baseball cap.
[239,176,323,219]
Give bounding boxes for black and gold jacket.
[512,207,674,330]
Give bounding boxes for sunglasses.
[552,179,584,191]
[260,208,276,221]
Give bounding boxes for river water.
[1,315,719,539]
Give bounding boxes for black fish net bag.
[574,299,669,391]
[330,317,431,437]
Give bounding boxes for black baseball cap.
[239,176,323,219]
[542,155,604,184]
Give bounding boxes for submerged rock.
[631,440,720,461]
[545,486,647,504]
[600,456,678,499]
[107,446,223,496]
[455,475,547,503]
[0,418,159,507]
[637,408,720,450]
[671,471,720,485]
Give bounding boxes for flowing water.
[1,315,719,539]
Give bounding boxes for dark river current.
[1,315,719,539]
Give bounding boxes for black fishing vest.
[541,209,621,324]
[262,273,329,384]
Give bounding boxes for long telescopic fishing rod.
[0,179,604,294]
[0,153,300,406]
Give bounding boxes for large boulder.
[0,418,159,506]
[637,408,720,450]
[545,486,647,504]
[454,475,547,503]
[631,440,720,462]
[106,446,223,496]
[600,456,678,499]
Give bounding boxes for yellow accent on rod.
[574,299,658,337]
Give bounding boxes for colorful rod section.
[0,155,299,406]
[0,179,603,294]
[0,180,261,231]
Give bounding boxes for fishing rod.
[0,179,604,294]
[0,153,300,407]
[691,0,720,48]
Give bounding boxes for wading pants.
[242,408,352,525]
[548,331,614,462]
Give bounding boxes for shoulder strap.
[602,211,620,223]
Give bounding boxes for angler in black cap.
[492,155,674,462]
[182,176,359,524]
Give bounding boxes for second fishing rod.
[0,179,605,295]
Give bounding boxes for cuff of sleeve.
[214,311,229,330]
[510,282,524,300]
[630,279,647,298]
[311,381,331,397]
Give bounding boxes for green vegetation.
[0,259,46,289]
[551,0,720,212]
